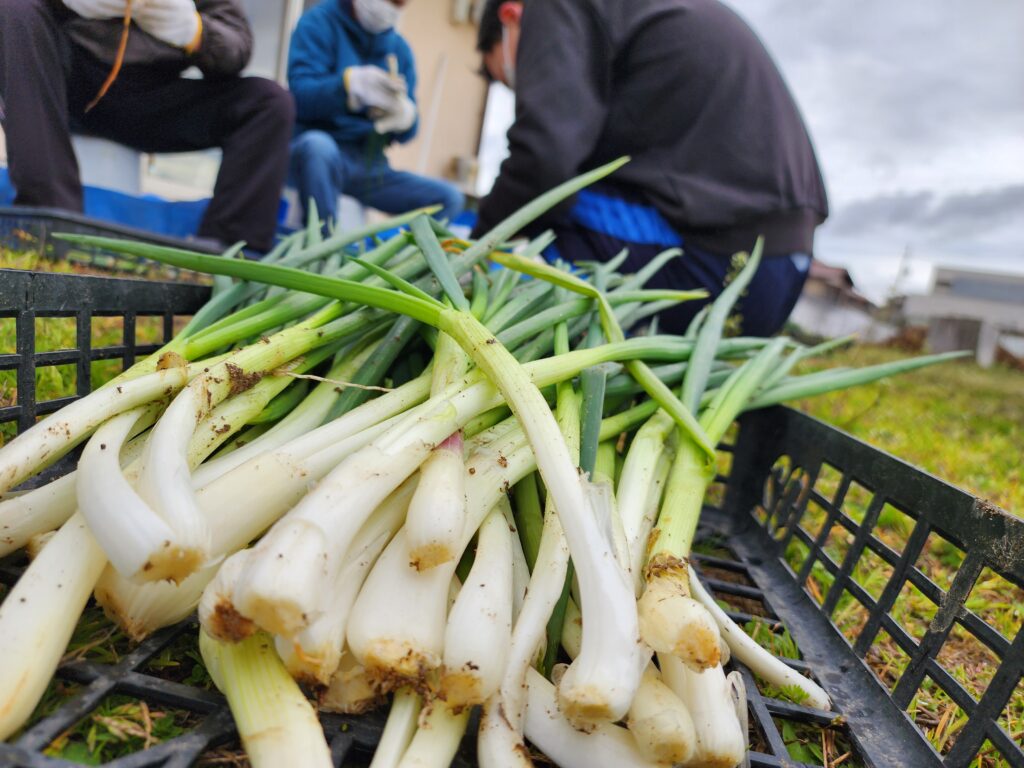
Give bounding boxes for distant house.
[789,260,890,340]
[904,267,1024,368]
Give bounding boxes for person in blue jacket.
[287,0,464,228]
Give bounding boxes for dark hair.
[476,0,507,52]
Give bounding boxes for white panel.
[238,0,288,80]
[71,135,142,195]
[475,83,514,197]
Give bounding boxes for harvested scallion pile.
[0,161,965,767]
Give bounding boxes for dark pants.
[552,224,810,337]
[0,0,294,252]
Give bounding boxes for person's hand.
[133,0,202,51]
[345,65,406,112]
[63,0,129,20]
[373,94,416,135]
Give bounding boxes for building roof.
[807,260,874,308]
[932,267,1024,305]
[904,265,1024,331]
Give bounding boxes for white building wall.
[790,296,895,341]
[906,292,1024,368]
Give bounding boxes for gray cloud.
[926,186,1024,231]
[727,0,1024,163]
[723,0,1024,294]
[827,185,1024,237]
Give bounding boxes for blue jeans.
[289,130,464,227]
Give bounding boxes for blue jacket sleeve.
[288,15,351,125]
[392,39,419,144]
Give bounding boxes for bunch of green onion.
[0,161,964,768]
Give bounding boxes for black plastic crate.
[0,207,217,279]
[0,268,1021,768]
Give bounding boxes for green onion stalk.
[82,161,669,723]
[200,631,333,768]
[0,227,424,738]
[0,160,973,767]
[479,319,583,762]
[0,222,402,498]
[0,342,346,739]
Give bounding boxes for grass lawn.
[794,344,1023,515]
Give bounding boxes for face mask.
[501,24,516,90]
[354,0,401,34]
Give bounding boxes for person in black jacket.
[0,0,294,253]
[474,0,829,335]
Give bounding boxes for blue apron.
[569,189,682,246]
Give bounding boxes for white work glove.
[345,65,406,112]
[63,0,129,20]
[134,0,202,50]
[373,94,416,135]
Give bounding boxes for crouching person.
[288,0,464,229]
[0,0,294,253]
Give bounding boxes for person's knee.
[291,130,340,167]
[443,184,465,216]
[736,258,807,336]
[239,77,295,135]
[434,182,464,220]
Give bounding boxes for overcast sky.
[725,0,1024,301]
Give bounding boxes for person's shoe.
[185,234,231,254]
[187,235,265,260]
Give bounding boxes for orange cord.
[184,12,203,54]
[85,0,133,113]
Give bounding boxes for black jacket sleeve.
[472,0,611,237]
[193,0,253,79]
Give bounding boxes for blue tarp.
[1,166,476,242]
[0,166,210,239]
